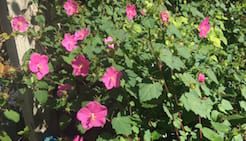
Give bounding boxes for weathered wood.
[0,0,39,140]
[0,0,19,67]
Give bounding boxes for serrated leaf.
[139,83,163,102]
[180,92,213,118]
[176,46,191,59]
[112,116,132,136]
[211,122,230,133]
[202,127,223,141]
[179,73,196,87]
[190,7,203,17]
[218,99,233,113]
[159,48,185,71]
[4,110,20,123]
[35,90,48,104]
[143,17,155,28]
[167,24,181,38]
[206,69,219,84]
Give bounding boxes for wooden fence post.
[0,0,39,140]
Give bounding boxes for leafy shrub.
[1,0,245,140]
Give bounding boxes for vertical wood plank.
[0,0,39,140]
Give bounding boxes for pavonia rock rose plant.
[1,0,245,141]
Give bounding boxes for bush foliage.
[0,0,245,140]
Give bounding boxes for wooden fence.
[0,0,38,140]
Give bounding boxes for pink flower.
[198,73,206,83]
[71,55,90,77]
[126,4,137,20]
[160,10,169,24]
[199,17,211,38]
[104,36,113,43]
[11,16,29,32]
[101,66,122,90]
[73,135,83,141]
[28,53,49,80]
[57,84,72,97]
[74,28,90,41]
[76,101,108,130]
[63,0,79,16]
[103,36,114,49]
[62,33,78,52]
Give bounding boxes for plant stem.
[199,116,203,141]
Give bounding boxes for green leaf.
[143,17,155,28]
[178,73,196,87]
[159,48,185,71]
[232,134,243,141]
[241,86,246,99]
[132,24,143,33]
[4,110,20,123]
[112,29,127,41]
[218,99,233,113]
[35,15,45,26]
[206,69,219,84]
[139,83,163,102]
[180,92,213,118]
[239,101,246,111]
[163,104,173,120]
[144,130,151,141]
[0,131,12,141]
[201,84,211,96]
[202,127,223,141]
[112,116,132,136]
[34,90,48,104]
[190,7,203,17]
[36,81,48,89]
[167,24,181,38]
[62,53,76,64]
[17,126,30,136]
[176,46,191,59]
[211,122,230,133]
[77,124,86,134]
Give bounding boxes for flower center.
[90,113,96,121]
[79,64,83,69]
[37,64,42,71]
[17,22,23,28]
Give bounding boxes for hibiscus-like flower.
[198,17,211,38]
[29,53,49,80]
[63,0,79,16]
[101,66,122,90]
[198,73,206,83]
[62,33,78,52]
[57,84,72,97]
[160,10,169,24]
[11,16,29,32]
[103,36,114,49]
[73,135,83,141]
[126,4,137,20]
[71,55,90,77]
[74,28,90,41]
[76,101,108,130]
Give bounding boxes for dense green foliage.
[0,0,245,140]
